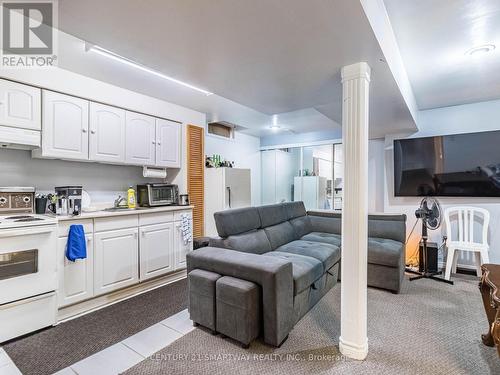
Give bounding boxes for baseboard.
[57,270,187,323]
[437,261,478,276]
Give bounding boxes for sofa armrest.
[187,247,294,346]
[208,236,225,248]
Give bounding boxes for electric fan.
[406,197,454,285]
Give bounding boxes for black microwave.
[137,184,179,206]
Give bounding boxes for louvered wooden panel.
[187,125,205,237]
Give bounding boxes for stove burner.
[5,215,33,220]
[14,218,44,222]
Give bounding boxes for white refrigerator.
[205,167,251,237]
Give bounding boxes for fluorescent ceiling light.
[87,44,213,96]
[465,44,496,56]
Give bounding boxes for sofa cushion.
[211,229,272,254]
[275,240,341,271]
[301,232,341,247]
[368,237,404,267]
[263,251,323,295]
[258,204,288,227]
[308,214,342,235]
[368,215,407,243]
[289,216,312,239]
[214,207,261,237]
[284,201,307,219]
[264,221,296,250]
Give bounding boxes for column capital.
[341,62,371,83]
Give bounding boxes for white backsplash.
[0,148,166,205]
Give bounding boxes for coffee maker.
[55,186,82,216]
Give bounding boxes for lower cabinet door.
[139,223,174,281]
[94,228,139,296]
[57,235,94,308]
[174,220,193,270]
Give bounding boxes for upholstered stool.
[216,276,261,348]
[188,269,221,332]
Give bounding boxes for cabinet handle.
[152,141,156,145]
[134,232,138,239]
[90,130,96,134]
[82,128,87,133]
[157,142,161,146]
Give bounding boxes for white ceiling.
[385,0,500,110]
[55,0,417,138]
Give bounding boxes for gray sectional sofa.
[186,201,406,347]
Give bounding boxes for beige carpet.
[126,275,500,375]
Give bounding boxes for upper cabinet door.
[155,118,181,168]
[125,111,155,166]
[0,79,41,130]
[89,102,126,163]
[42,90,89,160]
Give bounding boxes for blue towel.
[66,224,87,262]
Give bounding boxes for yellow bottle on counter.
[127,186,136,209]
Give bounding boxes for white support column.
[339,62,371,360]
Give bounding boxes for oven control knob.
[0,197,7,204]
[23,196,31,203]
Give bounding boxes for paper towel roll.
[143,166,167,178]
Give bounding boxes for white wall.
[384,99,500,265]
[0,149,158,204]
[368,139,385,212]
[205,131,261,206]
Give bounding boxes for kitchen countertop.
[57,205,194,221]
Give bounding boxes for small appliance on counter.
[0,187,35,214]
[178,194,190,206]
[137,183,179,207]
[55,186,82,216]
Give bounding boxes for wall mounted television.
[394,130,500,197]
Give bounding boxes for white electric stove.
[0,213,58,229]
[0,188,58,343]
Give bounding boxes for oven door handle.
[0,227,55,238]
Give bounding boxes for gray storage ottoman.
[188,269,221,332]
[216,276,261,348]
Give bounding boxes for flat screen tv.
[394,130,500,197]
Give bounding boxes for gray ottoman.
[216,276,261,348]
[188,269,221,332]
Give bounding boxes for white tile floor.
[0,349,22,375]
[0,309,194,375]
[122,323,183,357]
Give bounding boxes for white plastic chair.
[444,206,490,280]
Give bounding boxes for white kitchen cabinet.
[40,90,89,160]
[125,111,156,165]
[89,102,126,163]
[57,235,94,308]
[0,79,41,130]
[94,228,139,296]
[139,223,174,281]
[174,217,193,270]
[155,118,181,168]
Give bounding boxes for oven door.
[0,225,57,305]
[149,186,175,205]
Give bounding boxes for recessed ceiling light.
[465,44,496,56]
[86,44,214,96]
[270,114,281,130]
